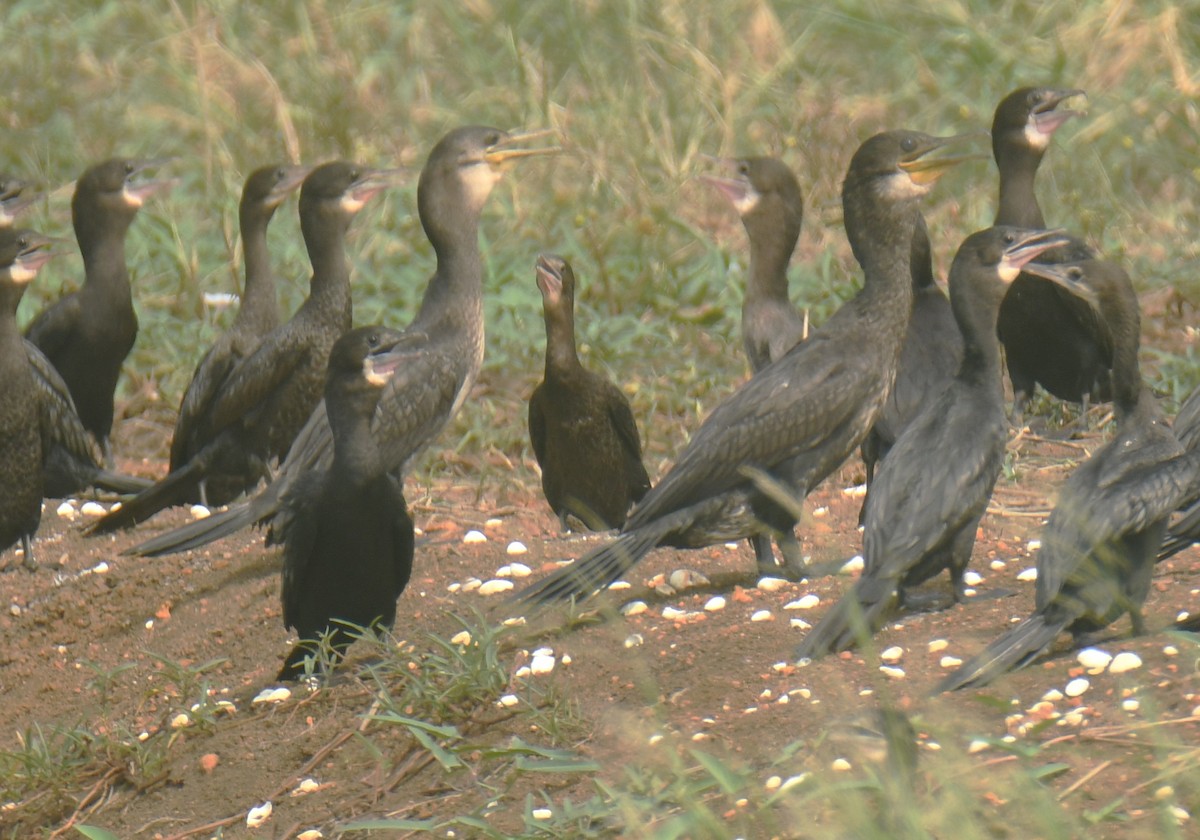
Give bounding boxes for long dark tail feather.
[125,501,258,557]
[1158,501,1200,564]
[795,575,897,660]
[85,461,205,535]
[509,527,663,607]
[936,613,1067,693]
[89,468,154,496]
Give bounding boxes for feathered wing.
[24,294,80,360]
[936,613,1067,692]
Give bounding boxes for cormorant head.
[300,161,403,219]
[328,325,408,390]
[992,87,1086,156]
[701,156,803,226]
[242,164,312,214]
[420,126,560,218]
[72,157,176,228]
[0,174,37,227]
[0,228,55,285]
[534,253,575,309]
[848,130,985,202]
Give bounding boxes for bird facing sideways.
[528,253,650,530]
[796,226,1075,660]
[277,325,414,680]
[512,129,979,606]
[939,256,1197,691]
[127,126,561,558]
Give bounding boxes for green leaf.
[74,828,122,840]
[513,754,603,773]
[341,817,438,831]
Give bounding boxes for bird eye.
[737,161,750,176]
[368,332,380,346]
[900,136,917,152]
[485,132,501,147]
[1068,267,1083,279]
[275,167,286,180]
[16,236,27,248]
[124,162,135,175]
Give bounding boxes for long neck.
[0,283,25,341]
[74,199,132,292]
[744,204,799,303]
[910,213,935,290]
[414,180,485,334]
[994,141,1046,228]
[328,388,384,484]
[950,278,1005,391]
[542,297,579,376]
[842,181,917,329]
[300,206,352,320]
[235,205,278,327]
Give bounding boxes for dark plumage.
[1155,385,1200,562]
[0,174,38,227]
[797,227,1075,660]
[0,229,54,569]
[990,87,1111,417]
[939,258,1197,691]
[24,158,174,462]
[278,326,413,680]
[127,126,560,558]
[528,254,650,530]
[512,130,978,605]
[87,162,393,535]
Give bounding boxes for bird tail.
[935,613,1066,692]
[125,500,259,557]
[794,575,897,661]
[87,468,154,496]
[509,525,665,607]
[1157,500,1200,564]
[85,460,205,535]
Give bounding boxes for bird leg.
[20,533,36,571]
[1128,605,1147,637]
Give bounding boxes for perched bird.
[511,129,977,605]
[528,254,650,530]
[167,164,310,504]
[86,162,394,535]
[939,257,1197,691]
[701,155,806,563]
[796,227,1075,660]
[277,325,413,680]
[990,86,1108,418]
[858,213,964,522]
[0,229,55,568]
[128,126,560,558]
[24,158,174,463]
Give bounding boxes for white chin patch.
[363,359,391,387]
[341,195,366,214]
[997,257,1021,282]
[878,172,931,201]
[462,162,503,209]
[9,263,37,283]
[1024,120,1052,151]
[733,186,761,216]
[121,186,145,208]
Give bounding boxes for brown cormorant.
[796,226,1074,659]
[127,126,561,558]
[939,257,1198,691]
[24,158,174,463]
[86,162,395,535]
[512,129,978,605]
[277,325,413,680]
[528,254,650,530]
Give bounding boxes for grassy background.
[5,0,1200,479]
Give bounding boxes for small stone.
[968,739,989,754]
[170,713,191,729]
[624,633,643,648]
[1164,645,1179,656]
[1027,539,1042,551]
[450,630,472,646]
[669,569,709,590]
[648,734,664,746]
[477,579,514,595]
[291,778,320,796]
[90,561,109,575]
[757,577,789,592]
[780,773,809,791]
[789,618,811,629]
[607,580,631,590]
[497,694,519,708]
[843,484,867,497]
[840,555,865,573]
[939,656,963,668]
[1108,652,1142,674]
[1077,648,1113,674]
[246,801,273,828]
[662,606,689,620]
[530,654,555,675]
[200,753,219,773]
[485,517,503,528]
[963,571,984,586]
[252,687,292,705]
[750,609,773,622]
[505,542,528,556]
[463,530,487,544]
[189,504,211,520]
[1170,806,1190,824]
[1042,689,1064,701]
[831,758,852,771]
[1016,567,1038,582]
[506,562,531,577]
[622,601,648,617]
[297,832,324,840]
[880,646,904,663]
[928,639,949,653]
[879,665,906,680]
[989,559,1007,570]
[79,501,107,517]
[1122,698,1140,712]
[461,577,482,592]
[1155,785,1176,801]
[812,506,829,517]
[56,501,76,520]
[786,594,820,610]
[532,808,552,820]
[704,596,726,612]
[501,616,526,626]
[691,732,710,742]
[765,775,782,791]
[1064,677,1090,697]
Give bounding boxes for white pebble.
[90,562,109,575]
[246,801,273,828]
[145,619,154,630]
[880,646,904,663]
[780,773,810,791]
[463,530,487,544]
[506,562,531,577]
[879,666,906,680]
[1108,652,1142,674]
[532,646,554,657]
[170,713,191,729]
[1016,567,1038,582]
[514,666,531,678]
[812,506,828,517]
[1171,806,1190,824]
[661,606,688,620]
[297,831,323,840]
[252,687,292,704]
[1064,677,1090,697]
[189,504,210,520]
[787,594,821,610]
[704,596,726,612]
[497,695,519,708]
[789,618,811,629]
[963,571,984,586]
[622,601,648,617]
[1042,689,1064,701]
[485,517,503,528]
[505,542,528,556]
[532,808,552,820]
[1027,539,1042,551]
[56,501,77,520]
[757,577,790,592]
[447,582,461,593]
[840,555,865,573]
[1077,648,1113,673]
[530,654,555,675]
[831,758,852,771]
[939,656,963,668]
[1122,699,1140,712]
[501,616,526,626]
[80,501,107,517]
[477,579,514,596]
[765,775,782,791]
[843,484,867,497]
[989,559,1007,570]
[450,630,472,646]
[461,577,482,592]
[607,580,631,590]
[624,633,643,648]
[750,609,773,622]
[669,569,709,589]
[561,653,572,665]
[928,639,949,653]
[648,734,663,746]
[291,778,320,796]
[1164,645,1179,656]
[967,739,989,754]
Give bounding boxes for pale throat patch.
[9,262,37,283]
[363,358,393,387]
[997,257,1022,282]
[461,161,502,211]
[878,171,931,201]
[733,186,761,216]
[121,186,146,208]
[1024,119,1052,151]
[340,194,367,214]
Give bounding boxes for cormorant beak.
[10,231,56,283]
[123,158,180,207]
[483,129,562,167]
[362,336,406,387]
[0,189,40,223]
[0,178,28,203]
[1031,88,1087,135]
[267,165,314,206]
[343,167,406,213]
[1021,258,1100,308]
[535,253,565,304]
[698,158,758,214]
[898,131,989,185]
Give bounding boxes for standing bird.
[0,229,55,568]
[990,86,1108,419]
[24,158,174,463]
[278,325,413,680]
[528,254,650,530]
[939,257,1197,691]
[512,130,978,605]
[796,227,1075,660]
[127,126,561,558]
[86,162,394,535]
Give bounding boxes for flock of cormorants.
[1,89,1197,688]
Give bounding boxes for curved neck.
[300,206,351,303]
[328,389,384,483]
[744,203,800,303]
[842,182,917,323]
[994,143,1046,228]
[542,297,579,376]
[414,180,486,332]
[950,277,1005,389]
[235,207,278,327]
